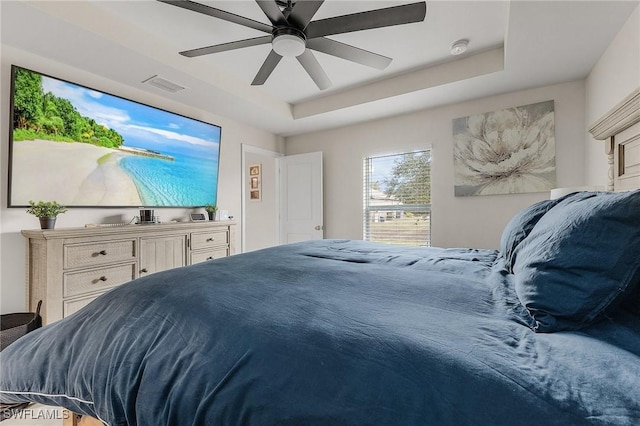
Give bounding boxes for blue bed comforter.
[1,239,639,425]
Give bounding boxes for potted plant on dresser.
[204,204,218,221]
[25,200,67,229]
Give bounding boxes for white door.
[279,152,323,243]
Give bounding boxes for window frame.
[363,149,432,247]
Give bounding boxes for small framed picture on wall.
[249,164,261,201]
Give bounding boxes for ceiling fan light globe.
[272,34,306,57]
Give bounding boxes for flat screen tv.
[8,65,221,208]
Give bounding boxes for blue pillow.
[499,192,592,272]
[500,199,557,272]
[512,190,640,332]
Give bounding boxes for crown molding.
[588,87,640,140]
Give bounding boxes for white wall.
[286,81,586,250]
[243,148,281,252]
[585,4,640,186]
[0,46,282,313]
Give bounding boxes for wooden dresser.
[22,221,236,324]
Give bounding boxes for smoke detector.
[450,39,469,56]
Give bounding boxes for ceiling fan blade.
[157,0,273,33]
[180,36,272,58]
[255,0,287,26]
[307,38,391,70]
[252,50,283,85]
[305,1,426,39]
[287,1,324,30]
[297,49,332,90]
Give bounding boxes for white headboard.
[588,88,640,192]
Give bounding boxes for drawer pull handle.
[206,238,215,242]
[207,256,214,260]
[99,276,107,282]
[140,268,148,273]
[91,250,108,257]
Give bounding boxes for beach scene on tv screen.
[10,67,221,207]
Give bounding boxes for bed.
[1,89,639,425]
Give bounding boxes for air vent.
[142,75,186,93]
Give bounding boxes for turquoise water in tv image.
[119,144,219,207]
[104,94,221,207]
[116,128,220,206]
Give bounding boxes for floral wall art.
[452,100,556,196]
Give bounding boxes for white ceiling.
[1,1,638,137]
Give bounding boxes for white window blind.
[363,150,431,247]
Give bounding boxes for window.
[363,150,431,247]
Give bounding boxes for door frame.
[241,144,283,253]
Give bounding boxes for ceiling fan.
[157,0,427,90]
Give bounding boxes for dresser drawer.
[191,248,229,265]
[64,239,136,269]
[64,263,136,297]
[64,294,102,317]
[191,231,228,250]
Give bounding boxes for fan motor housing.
[271,27,307,57]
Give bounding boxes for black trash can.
[0,301,43,421]
[0,300,42,351]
